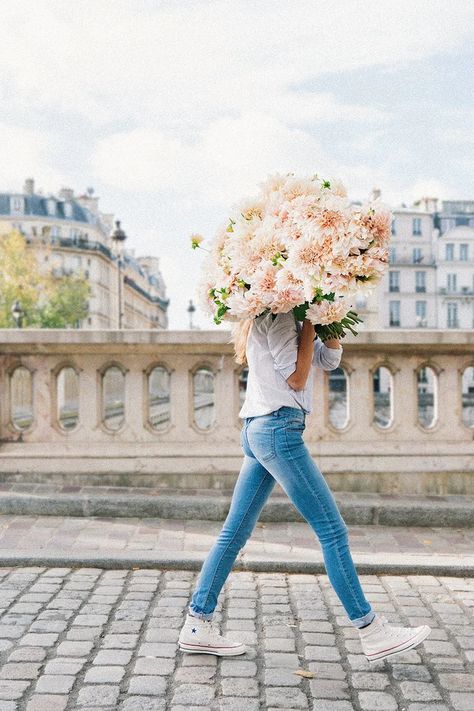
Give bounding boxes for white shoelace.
[375,614,410,640]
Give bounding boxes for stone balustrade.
[0,329,473,494]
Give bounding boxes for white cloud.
[0,124,66,192]
[91,112,335,207]
[0,0,471,127]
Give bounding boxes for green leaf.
[293,302,309,321]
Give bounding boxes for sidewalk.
[1,483,474,528]
[0,514,473,576]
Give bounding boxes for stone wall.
[0,329,473,494]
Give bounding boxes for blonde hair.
[229,318,253,366]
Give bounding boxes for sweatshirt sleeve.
[264,311,298,380]
[312,338,343,370]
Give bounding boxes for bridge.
[0,329,473,495]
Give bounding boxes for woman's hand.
[307,319,342,350]
[303,319,341,349]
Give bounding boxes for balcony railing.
[52,236,113,260]
[439,287,474,296]
[0,330,473,494]
[388,256,436,265]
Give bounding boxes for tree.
[0,230,91,328]
[39,276,90,328]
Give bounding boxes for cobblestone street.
[0,567,472,710]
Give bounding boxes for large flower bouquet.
[191,173,391,341]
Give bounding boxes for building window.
[460,244,469,261]
[10,197,24,215]
[415,271,426,293]
[391,219,396,235]
[66,256,81,273]
[415,301,427,327]
[389,300,400,327]
[412,217,422,236]
[64,202,73,218]
[455,217,469,227]
[447,273,457,292]
[389,247,396,264]
[447,302,458,328]
[445,243,454,261]
[389,271,400,292]
[47,199,56,216]
[412,248,423,263]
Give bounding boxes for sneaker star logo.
[191,627,197,634]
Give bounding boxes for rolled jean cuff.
[188,606,213,621]
[350,609,376,628]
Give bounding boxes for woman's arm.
[265,312,342,392]
[287,320,342,391]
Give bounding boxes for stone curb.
[1,491,474,527]
[0,551,472,577]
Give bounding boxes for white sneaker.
[178,613,247,656]
[359,613,431,663]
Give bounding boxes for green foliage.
[0,230,91,328]
[291,297,364,341]
[39,276,90,328]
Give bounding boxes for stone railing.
[0,329,473,494]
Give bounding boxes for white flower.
[193,171,391,325]
[306,297,353,325]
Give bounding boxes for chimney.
[59,187,74,201]
[420,196,438,213]
[77,187,99,215]
[371,187,381,201]
[23,178,35,195]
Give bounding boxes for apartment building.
[0,178,169,329]
[377,197,474,329]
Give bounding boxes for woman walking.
[178,310,431,662]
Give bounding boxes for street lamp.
[110,220,127,329]
[187,299,197,329]
[11,300,24,328]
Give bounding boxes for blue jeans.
[188,405,375,628]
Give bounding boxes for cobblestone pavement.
[0,516,473,570]
[0,566,472,710]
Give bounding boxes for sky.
[0,0,473,329]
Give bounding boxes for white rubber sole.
[364,625,432,663]
[179,642,246,656]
